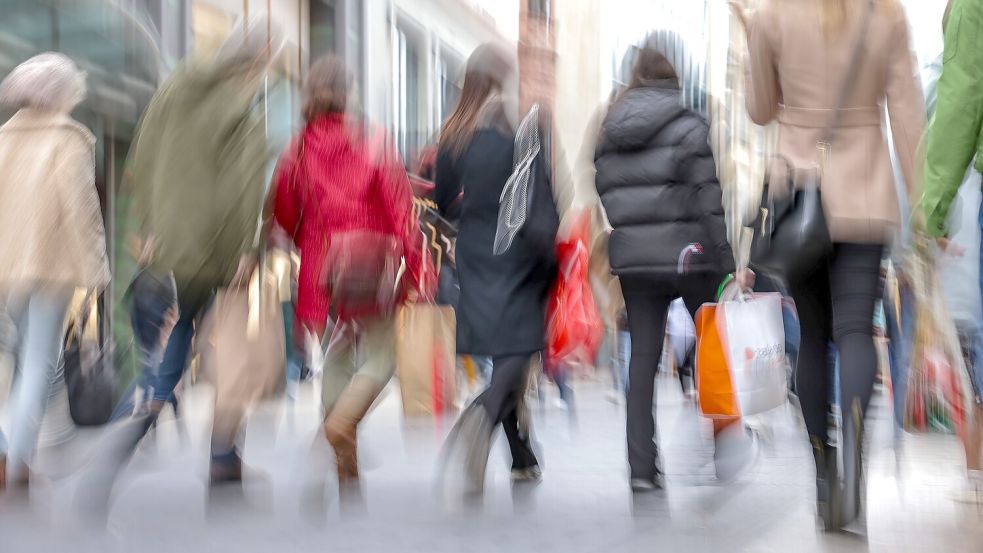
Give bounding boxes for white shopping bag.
[667,298,695,367]
[717,294,787,416]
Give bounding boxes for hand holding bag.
[749,0,874,283]
[546,211,602,372]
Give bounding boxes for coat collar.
[1,109,95,144]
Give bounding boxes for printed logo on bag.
[744,344,785,373]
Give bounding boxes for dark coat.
[594,81,734,284]
[435,126,554,356]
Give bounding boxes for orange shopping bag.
[695,294,787,418]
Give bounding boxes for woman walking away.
[435,44,556,491]
[0,53,110,489]
[272,55,424,490]
[736,0,924,531]
[593,38,738,492]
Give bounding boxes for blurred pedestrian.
[126,17,283,482]
[435,44,554,489]
[271,55,424,488]
[109,238,178,421]
[593,37,737,491]
[737,0,924,531]
[921,0,983,504]
[0,53,110,488]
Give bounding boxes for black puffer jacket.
[595,80,734,282]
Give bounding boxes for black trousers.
[476,354,538,469]
[621,275,719,480]
[791,243,884,443]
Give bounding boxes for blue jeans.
[616,329,631,395]
[283,302,303,402]
[152,289,210,403]
[884,277,914,426]
[112,273,177,419]
[0,286,72,481]
[473,355,493,384]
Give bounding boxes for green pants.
[321,316,397,414]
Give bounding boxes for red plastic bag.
[546,213,602,373]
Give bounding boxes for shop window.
[393,26,422,165]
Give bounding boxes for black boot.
[811,435,838,531]
[837,399,866,533]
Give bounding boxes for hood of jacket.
[597,81,685,154]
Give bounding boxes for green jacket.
[922,0,983,237]
[127,60,268,299]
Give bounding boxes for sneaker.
[630,473,666,492]
[606,390,625,405]
[951,471,983,504]
[511,465,543,482]
[209,451,244,485]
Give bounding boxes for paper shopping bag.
[696,293,786,418]
[396,303,457,416]
[199,273,285,450]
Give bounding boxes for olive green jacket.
[921,0,983,237]
[127,60,268,298]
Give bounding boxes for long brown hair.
[438,43,514,158]
[303,55,351,121]
[628,44,678,90]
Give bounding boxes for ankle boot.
[323,377,383,485]
[837,399,866,533]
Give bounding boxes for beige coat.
[745,0,925,244]
[0,109,110,289]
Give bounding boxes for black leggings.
[476,354,538,469]
[620,275,718,480]
[792,243,884,443]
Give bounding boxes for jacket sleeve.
[885,8,927,217]
[376,136,425,293]
[744,4,782,126]
[434,148,462,219]
[272,137,302,240]
[922,0,983,237]
[58,132,110,288]
[679,123,736,275]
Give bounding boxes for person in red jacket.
[272,55,424,489]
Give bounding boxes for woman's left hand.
[735,268,756,291]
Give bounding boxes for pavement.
[1,375,982,553]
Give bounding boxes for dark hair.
[629,45,678,89]
[303,55,351,121]
[438,43,514,158]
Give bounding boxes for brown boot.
[0,455,5,491]
[323,377,383,485]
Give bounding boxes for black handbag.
[63,293,116,426]
[750,0,874,283]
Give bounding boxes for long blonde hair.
[818,0,897,35]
